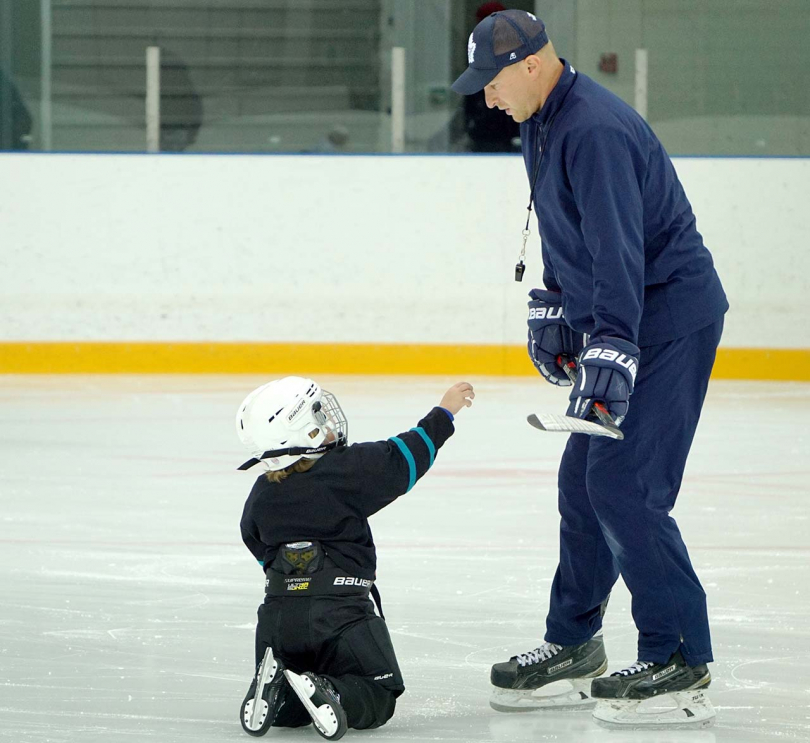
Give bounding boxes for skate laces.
[514,642,563,667]
[318,675,341,703]
[612,660,654,677]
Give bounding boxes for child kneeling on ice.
[236,377,474,739]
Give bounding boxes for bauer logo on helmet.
[286,398,306,422]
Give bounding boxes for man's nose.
[484,88,497,109]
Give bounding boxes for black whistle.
[514,261,525,282]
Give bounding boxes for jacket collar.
[531,58,577,128]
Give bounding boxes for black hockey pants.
[255,592,403,730]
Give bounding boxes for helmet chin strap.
[236,434,346,471]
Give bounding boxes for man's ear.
[524,54,542,76]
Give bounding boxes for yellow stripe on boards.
[0,343,808,381]
[0,342,532,376]
[711,347,810,382]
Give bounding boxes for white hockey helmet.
[235,376,348,472]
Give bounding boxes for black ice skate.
[489,631,608,711]
[591,650,715,728]
[283,669,347,741]
[240,647,288,736]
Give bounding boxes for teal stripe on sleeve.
[258,560,264,567]
[411,427,435,467]
[390,436,417,492]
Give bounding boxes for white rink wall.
[1,153,808,349]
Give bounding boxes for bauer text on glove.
[567,338,640,426]
[526,289,587,386]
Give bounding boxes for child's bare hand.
[440,382,475,415]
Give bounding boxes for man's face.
[483,61,539,123]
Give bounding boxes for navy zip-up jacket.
[520,60,728,347]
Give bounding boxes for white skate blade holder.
[284,669,344,739]
[593,689,716,729]
[490,678,597,712]
[245,647,279,732]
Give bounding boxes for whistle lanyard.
[514,70,577,282]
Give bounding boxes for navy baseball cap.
[451,9,549,95]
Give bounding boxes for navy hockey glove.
[527,289,586,386]
[567,337,640,425]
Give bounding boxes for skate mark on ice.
[389,628,478,650]
[725,654,810,691]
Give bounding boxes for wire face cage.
[318,390,348,447]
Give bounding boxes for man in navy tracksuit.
[452,10,727,726]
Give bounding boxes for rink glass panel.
[0,0,808,154]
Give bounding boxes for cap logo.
[509,52,517,60]
[467,32,476,64]
[527,12,537,20]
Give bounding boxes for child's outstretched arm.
[351,382,475,516]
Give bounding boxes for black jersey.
[240,407,455,580]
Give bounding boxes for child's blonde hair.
[264,457,317,483]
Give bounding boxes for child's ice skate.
[284,669,348,741]
[240,647,288,736]
[591,650,715,729]
[489,631,608,711]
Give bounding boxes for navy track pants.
[545,319,723,665]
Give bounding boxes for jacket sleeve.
[240,502,266,567]
[566,125,645,344]
[542,248,562,292]
[350,407,455,517]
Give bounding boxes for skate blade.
[490,679,596,712]
[284,670,346,740]
[242,648,278,733]
[242,698,269,735]
[593,689,716,729]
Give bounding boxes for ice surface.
[0,374,808,742]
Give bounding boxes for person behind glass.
[158,50,202,152]
[0,67,32,150]
[235,377,474,739]
[462,2,520,153]
[451,10,727,729]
